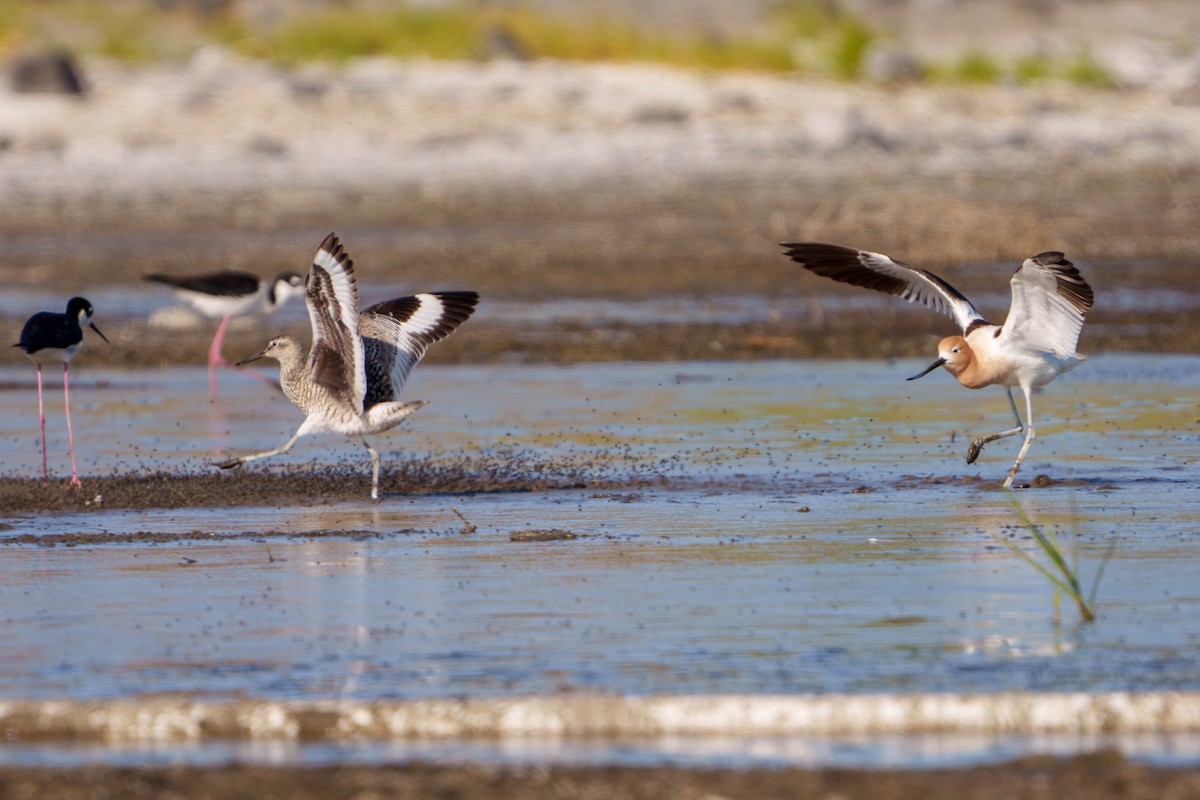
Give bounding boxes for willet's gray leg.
[215,429,305,470]
[355,435,382,500]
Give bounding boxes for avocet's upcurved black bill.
[907,357,946,381]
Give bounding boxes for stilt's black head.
[67,297,109,343]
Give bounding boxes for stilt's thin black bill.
[89,322,109,344]
[907,357,946,381]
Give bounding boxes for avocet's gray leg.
[1002,386,1037,489]
[966,388,1025,466]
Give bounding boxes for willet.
[781,243,1094,488]
[217,232,479,499]
[145,269,304,399]
[13,297,110,487]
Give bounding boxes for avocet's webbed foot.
[965,424,1023,466]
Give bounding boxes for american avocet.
[217,232,479,499]
[12,297,109,487]
[145,269,304,399]
[781,243,1094,487]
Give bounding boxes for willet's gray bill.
[217,232,479,499]
[145,269,304,401]
[12,296,110,488]
[781,243,1094,488]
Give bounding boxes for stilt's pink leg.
[208,315,231,402]
[236,364,281,391]
[36,364,48,484]
[63,363,81,489]
[209,315,232,367]
[209,315,276,396]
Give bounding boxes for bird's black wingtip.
[779,242,861,264]
[1030,251,1072,269]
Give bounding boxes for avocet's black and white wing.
[999,252,1094,359]
[359,291,480,409]
[305,232,366,412]
[781,243,988,333]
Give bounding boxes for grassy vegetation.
[925,48,1114,87]
[1060,49,1116,88]
[992,495,1116,624]
[222,5,482,64]
[226,5,808,73]
[0,0,1115,87]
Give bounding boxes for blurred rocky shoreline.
[4,0,1200,248]
[3,40,1200,252]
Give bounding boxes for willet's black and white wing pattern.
[305,233,366,412]
[360,291,480,408]
[999,252,1094,359]
[144,271,261,298]
[781,243,988,333]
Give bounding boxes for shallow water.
[1,355,1199,766]
[2,279,1198,335]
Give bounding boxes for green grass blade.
[988,531,1077,597]
[1088,536,1119,606]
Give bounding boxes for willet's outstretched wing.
[999,252,1094,359]
[781,243,988,334]
[360,291,480,409]
[305,233,366,412]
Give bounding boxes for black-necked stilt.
[13,296,110,487]
[217,233,479,499]
[144,269,304,400]
[782,243,1094,488]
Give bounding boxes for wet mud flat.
[0,457,595,516]
[2,750,1200,800]
[3,196,1199,378]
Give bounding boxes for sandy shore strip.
[6,692,1200,741]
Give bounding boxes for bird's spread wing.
[144,271,260,298]
[305,233,366,411]
[781,243,988,333]
[359,291,479,408]
[999,252,1094,358]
